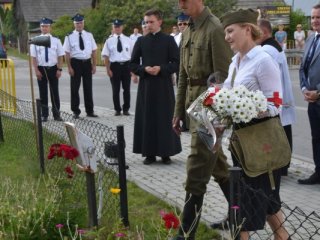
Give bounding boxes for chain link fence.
[228,168,320,240]
[0,89,127,229]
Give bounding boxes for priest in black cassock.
[130,9,182,165]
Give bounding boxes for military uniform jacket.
[174,7,232,125]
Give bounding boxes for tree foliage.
[288,9,308,40]
[205,0,237,17]
[47,0,237,44]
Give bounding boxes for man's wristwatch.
[57,68,62,71]
[317,90,320,99]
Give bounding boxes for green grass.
[0,116,219,239]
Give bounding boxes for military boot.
[174,193,204,240]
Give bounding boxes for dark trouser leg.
[110,63,121,112]
[177,193,204,240]
[47,67,61,118]
[281,125,292,175]
[37,71,48,117]
[70,60,82,115]
[308,103,320,173]
[121,64,131,112]
[82,61,94,114]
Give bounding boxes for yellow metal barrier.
[0,58,16,114]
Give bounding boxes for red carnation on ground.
[162,212,180,230]
[47,144,79,178]
[64,166,74,178]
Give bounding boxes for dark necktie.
[79,32,84,50]
[304,34,320,78]
[45,47,48,62]
[117,36,123,52]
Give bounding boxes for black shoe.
[162,157,172,165]
[123,111,130,116]
[54,116,63,121]
[143,156,156,165]
[87,113,98,117]
[298,172,320,185]
[210,217,229,230]
[114,111,121,116]
[42,117,48,122]
[73,114,80,119]
[281,170,288,176]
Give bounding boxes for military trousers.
[185,129,230,196]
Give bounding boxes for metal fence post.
[229,167,242,240]
[117,125,129,227]
[86,171,98,227]
[0,110,4,142]
[36,99,45,174]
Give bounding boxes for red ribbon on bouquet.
[203,86,221,106]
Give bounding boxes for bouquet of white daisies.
[187,85,268,152]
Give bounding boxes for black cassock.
[130,32,182,157]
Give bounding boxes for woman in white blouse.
[221,9,290,240]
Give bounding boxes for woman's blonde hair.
[240,23,261,41]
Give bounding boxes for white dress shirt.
[174,32,182,47]
[30,34,64,66]
[129,33,142,44]
[101,33,133,62]
[63,30,97,60]
[223,45,282,116]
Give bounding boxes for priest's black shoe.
[298,172,320,185]
[143,156,156,165]
[123,111,130,116]
[54,116,63,121]
[162,157,172,165]
[87,113,98,117]
[73,114,80,119]
[115,111,121,116]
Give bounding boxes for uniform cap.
[220,8,258,29]
[113,19,124,26]
[72,13,84,22]
[40,17,53,25]
[176,12,190,22]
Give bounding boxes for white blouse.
[223,45,282,116]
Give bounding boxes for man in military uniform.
[63,13,98,119]
[172,0,233,239]
[30,17,64,122]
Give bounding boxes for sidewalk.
[61,103,320,227]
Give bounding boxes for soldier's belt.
[187,78,207,87]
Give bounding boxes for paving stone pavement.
[60,103,320,231]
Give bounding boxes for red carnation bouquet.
[47,144,80,178]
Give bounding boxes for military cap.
[40,17,53,25]
[220,8,258,29]
[72,13,84,22]
[176,12,189,22]
[113,19,124,26]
